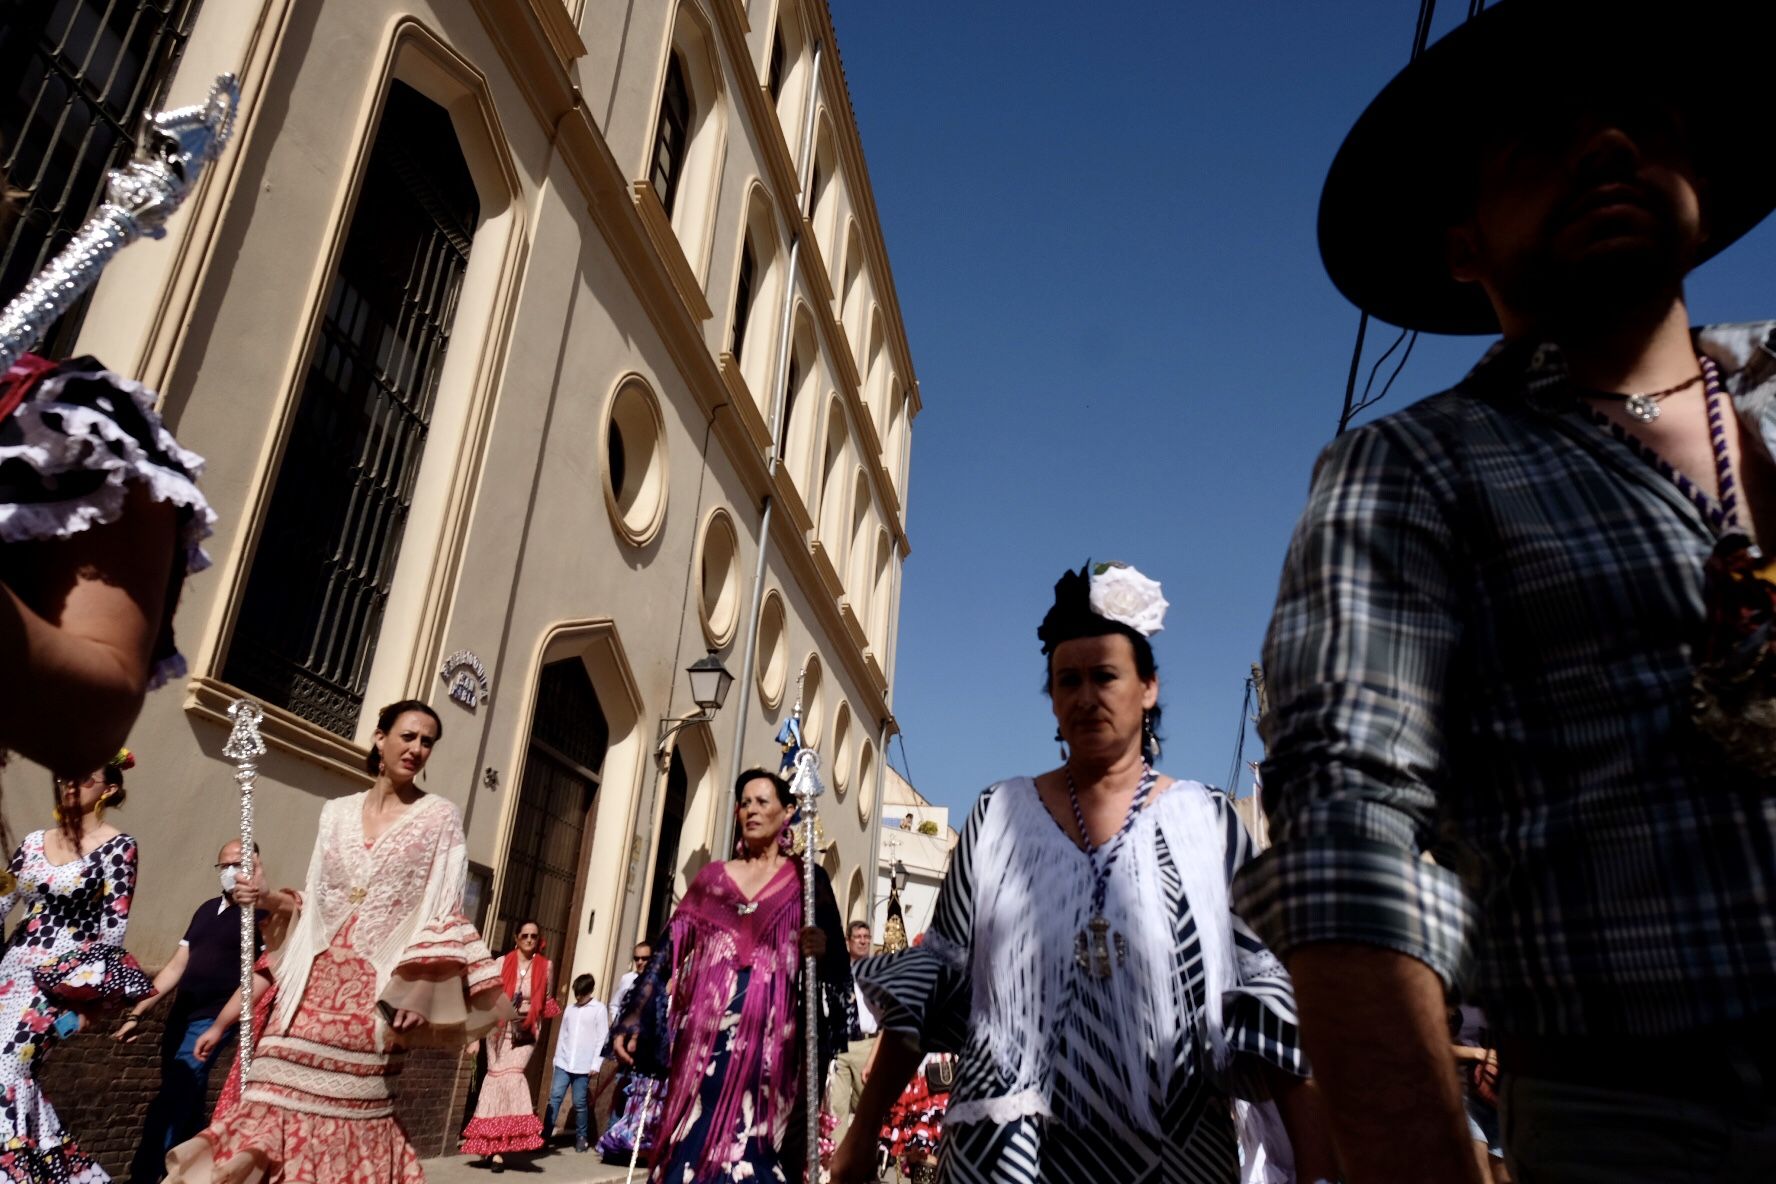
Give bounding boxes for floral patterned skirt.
[597,1070,665,1162]
[163,924,421,1184]
[652,969,793,1184]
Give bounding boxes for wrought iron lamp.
[655,649,734,767]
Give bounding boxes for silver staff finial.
[0,73,240,372]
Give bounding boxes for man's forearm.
[1287,944,1482,1184]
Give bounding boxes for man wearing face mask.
[120,841,268,1183]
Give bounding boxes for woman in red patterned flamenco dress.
[164,700,509,1184]
[459,921,559,1168]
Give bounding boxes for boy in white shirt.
[545,973,610,1152]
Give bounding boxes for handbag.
[923,1056,956,1092]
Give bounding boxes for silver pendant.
[736,901,758,916]
[1626,393,1661,423]
[1073,916,1128,980]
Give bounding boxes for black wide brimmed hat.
[1318,0,1776,335]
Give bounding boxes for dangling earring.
[95,795,112,825]
[777,821,796,855]
[1142,711,1160,762]
[1055,727,1069,764]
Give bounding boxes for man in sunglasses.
[1237,2,1776,1180]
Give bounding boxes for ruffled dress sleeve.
[1217,797,1308,1097]
[34,835,154,1008]
[854,786,998,1055]
[0,354,215,687]
[376,804,508,1047]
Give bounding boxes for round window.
[604,377,667,545]
[697,509,741,647]
[756,591,788,707]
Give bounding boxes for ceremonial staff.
[789,744,825,1181]
[221,699,267,1077]
[0,73,238,372]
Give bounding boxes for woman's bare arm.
[0,486,175,773]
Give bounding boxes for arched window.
[733,186,783,401]
[651,52,692,216]
[810,114,840,277]
[730,240,757,359]
[223,82,479,736]
[871,529,893,651]
[840,222,867,352]
[779,309,817,478]
[848,469,872,611]
[816,400,848,554]
[864,313,887,425]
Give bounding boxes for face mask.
[219,866,239,895]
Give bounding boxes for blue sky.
[833,2,1776,815]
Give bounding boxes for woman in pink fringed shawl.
[611,768,851,1183]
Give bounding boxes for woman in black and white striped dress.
[830,562,1336,1184]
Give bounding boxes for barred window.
[650,52,691,216]
[0,0,203,350]
[222,82,478,737]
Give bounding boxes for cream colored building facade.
[3,0,918,1029]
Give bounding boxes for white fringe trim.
[943,1089,1050,1127]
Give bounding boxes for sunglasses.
[517,933,540,941]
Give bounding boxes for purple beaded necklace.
[1579,356,1741,533]
[1063,762,1157,980]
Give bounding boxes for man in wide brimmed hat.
[1235,1,1776,1180]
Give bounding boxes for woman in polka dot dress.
[0,753,154,1184]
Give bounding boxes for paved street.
[422,1149,636,1184]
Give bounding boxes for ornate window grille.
[0,0,203,348]
[222,82,478,737]
[650,52,690,216]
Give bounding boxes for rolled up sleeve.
[1232,416,1479,989]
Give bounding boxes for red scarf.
[0,353,56,424]
[500,947,557,1033]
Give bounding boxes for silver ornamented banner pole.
[0,73,239,372]
[222,698,266,1078]
[789,744,826,1183]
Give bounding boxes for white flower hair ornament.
[1087,561,1168,636]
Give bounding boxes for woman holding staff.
[166,699,508,1184]
[611,768,850,1183]
[831,562,1336,1184]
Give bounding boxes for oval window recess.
[604,378,668,546]
[697,509,741,647]
[832,701,852,797]
[756,591,788,708]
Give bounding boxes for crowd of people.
[0,0,1774,1181]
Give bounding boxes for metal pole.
[222,699,267,1078]
[625,1077,658,1184]
[790,746,824,1183]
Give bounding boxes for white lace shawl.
[950,778,1233,1133]
[270,792,471,1047]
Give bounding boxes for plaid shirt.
[1233,322,1776,1039]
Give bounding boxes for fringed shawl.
[500,950,560,1034]
[645,859,849,1179]
[270,792,499,1049]
[955,778,1234,1134]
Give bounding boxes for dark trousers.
[1503,1072,1776,1181]
[129,1014,233,1183]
